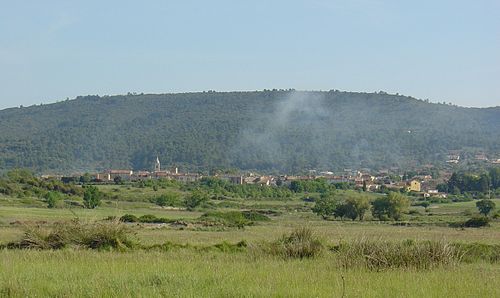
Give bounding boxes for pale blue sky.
[0,0,499,109]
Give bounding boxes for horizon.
[1,89,498,112]
[1,1,499,110]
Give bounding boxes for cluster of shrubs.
[119,210,270,228]
[200,211,270,228]
[120,214,173,224]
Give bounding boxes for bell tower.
[154,156,161,172]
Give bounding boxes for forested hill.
[0,90,499,173]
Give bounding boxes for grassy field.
[1,250,499,297]
[1,186,499,297]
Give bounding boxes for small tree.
[476,199,496,216]
[154,193,180,207]
[184,190,209,211]
[83,186,102,209]
[312,196,337,219]
[420,201,430,212]
[372,192,410,221]
[113,176,123,185]
[44,191,61,209]
[345,196,370,220]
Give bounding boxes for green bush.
[120,214,139,223]
[266,227,323,259]
[138,214,171,224]
[200,211,252,228]
[464,217,490,228]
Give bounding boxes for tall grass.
[1,250,499,297]
[7,219,135,250]
[262,227,324,259]
[332,239,462,270]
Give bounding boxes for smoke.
[231,91,331,172]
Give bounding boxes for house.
[407,180,421,192]
[220,175,244,185]
[171,173,202,183]
[133,171,151,180]
[96,170,133,182]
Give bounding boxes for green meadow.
[1,184,499,297]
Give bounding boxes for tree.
[420,201,430,212]
[80,173,92,184]
[113,176,123,185]
[372,192,409,221]
[312,196,337,219]
[362,180,367,192]
[476,199,496,216]
[184,190,208,211]
[345,196,370,220]
[44,191,60,208]
[83,186,102,209]
[154,193,180,207]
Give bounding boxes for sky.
[0,0,499,110]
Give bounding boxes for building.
[407,180,421,192]
[98,170,133,182]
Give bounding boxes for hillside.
[0,90,499,173]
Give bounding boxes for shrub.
[138,214,171,224]
[200,211,252,228]
[476,199,496,216]
[83,186,102,209]
[266,227,323,259]
[44,191,62,208]
[464,216,490,228]
[120,214,139,223]
[184,190,209,211]
[152,193,181,207]
[241,211,271,222]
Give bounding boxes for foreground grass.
[0,250,498,297]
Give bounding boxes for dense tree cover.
[446,168,500,194]
[0,169,82,199]
[312,192,371,221]
[290,178,334,193]
[0,91,499,173]
[185,177,293,199]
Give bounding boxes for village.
[39,156,467,200]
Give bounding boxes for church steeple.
[154,156,161,172]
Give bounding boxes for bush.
[120,214,139,223]
[44,191,61,208]
[152,193,181,207]
[138,214,171,224]
[184,190,209,211]
[241,211,271,222]
[200,211,252,228]
[464,217,490,228]
[266,227,323,259]
[83,186,102,209]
